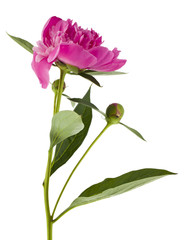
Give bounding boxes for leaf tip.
[6,32,11,38]
[119,122,146,141]
[141,136,146,141]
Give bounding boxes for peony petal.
[31,52,52,88]
[89,46,114,68]
[42,16,61,45]
[47,45,60,63]
[90,59,127,72]
[35,54,46,63]
[89,46,109,63]
[54,19,69,33]
[57,43,97,69]
[112,48,121,58]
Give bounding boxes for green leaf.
[79,72,101,87]
[68,97,106,117]
[7,33,33,54]
[51,88,92,175]
[119,122,146,141]
[84,70,127,76]
[50,110,84,149]
[63,168,176,213]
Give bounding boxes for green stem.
[52,123,111,220]
[53,92,57,115]
[44,149,53,240]
[44,68,66,240]
[55,69,66,113]
[52,208,73,223]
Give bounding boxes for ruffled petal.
[47,45,60,63]
[89,46,114,68]
[57,43,97,69]
[89,46,109,62]
[31,52,52,88]
[89,47,126,72]
[112,48,121,58]
[42,16,62,45]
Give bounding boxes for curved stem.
[52,207,73,223]
[52,123,111,219]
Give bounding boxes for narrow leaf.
[79,72,101,87]
[51,88,92,175]
[64,168,176,213]
[84,70,127,76]
[7,33,33,54]
[67,97,106,117]
[50,111,84,149]
[120,122,146,141]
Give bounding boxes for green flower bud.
[106,103,124,124]
[52,80,66,93]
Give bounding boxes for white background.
[0,0,184,239]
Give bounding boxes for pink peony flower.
[32,16,127,88]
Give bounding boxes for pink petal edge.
[42,16,62,45]
[47,45,60,63]
[90,59,127,72]
[31,52,52,88]
[89,46,114,68]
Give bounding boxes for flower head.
[32,16,127,88]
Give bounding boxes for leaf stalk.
[52,123,111,221]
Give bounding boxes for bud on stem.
[106,103,124,124]
[52,80,66,93]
